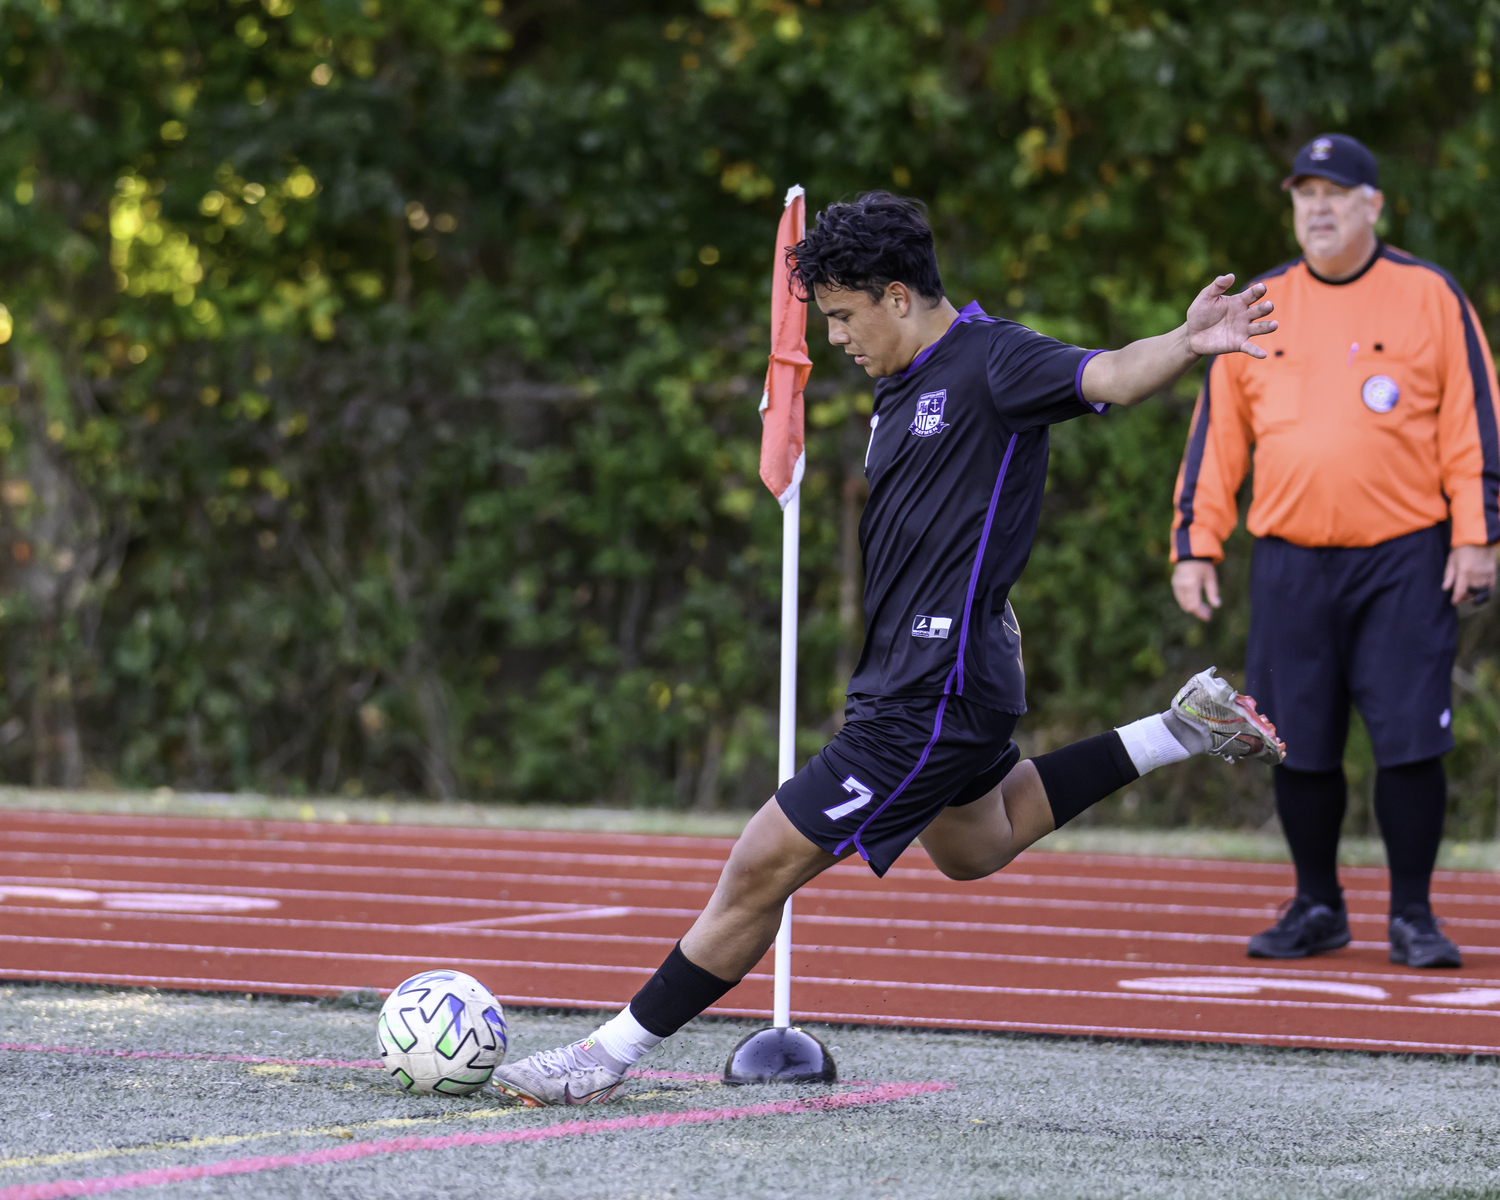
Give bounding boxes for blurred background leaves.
[2,0,1500,836]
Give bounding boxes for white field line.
[4,933,1499,1020]
[7,903,1500,987]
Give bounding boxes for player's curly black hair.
[787,191,945,305]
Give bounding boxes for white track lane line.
[414,907,632,930]
[18,814,1500,887]
[8,832,1500,908]
[0,831,729,873]
[8,904,1500,985]
[1,964,1492,1055]
[0,968,623,1009]
[6,898,1498,954]
[0,875,639,912]
[3,936,1495,1021]
[697,1007,1500,1055]
[14,853,1500,929]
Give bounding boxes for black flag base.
[722,1026,837,1085]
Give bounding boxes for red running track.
[4,808,1500,1055]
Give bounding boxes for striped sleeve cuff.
[1074,349,1108,414]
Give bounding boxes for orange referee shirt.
[1171,244,1500,560]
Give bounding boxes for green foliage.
[2,0,1500,830]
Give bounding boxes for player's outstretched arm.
[1080,274,1277,407]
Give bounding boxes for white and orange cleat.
[1169,666,1286,765]
[491,1038,626,1108]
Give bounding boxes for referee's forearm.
[1080,325,1197,407]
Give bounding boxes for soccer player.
[493,192,1286,1106]
[1170,134,1500,969]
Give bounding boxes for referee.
[1171,134,1500,968]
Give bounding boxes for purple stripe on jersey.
[1174,364,1215,561]
[1074,348,1108,414]
[835,668,958,863]
[897,301,992,380]
[1382,246,1500,542]
[956,433,1018,696]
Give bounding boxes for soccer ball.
[377,970,508,1096]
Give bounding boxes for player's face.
[813,284,906,378]
[1290,176,1383,263]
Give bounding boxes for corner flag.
[758,185,810,508]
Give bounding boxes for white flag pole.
[773,485,800,1029]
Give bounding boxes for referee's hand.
[1444,543,1498,607]
[1172,560,1221,622]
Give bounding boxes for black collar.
[1306,239,1383,286]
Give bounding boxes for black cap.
[1281,134,1380,191]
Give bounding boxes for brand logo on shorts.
[823,776,876,821]
[1310,137,1333,161]
[1362,374,1399,413]
[911,614,952,639]
[909,390,949,437]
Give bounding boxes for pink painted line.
[0,1042,380,1070]
[0,1080,948,1199]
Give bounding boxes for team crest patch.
[911,614,952,639]
[1310,137,1333,161]
[1362,374,1399,413]
[909,390,949,437]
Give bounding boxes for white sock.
[1115,712,1191,776]
[589,1006,663,1068]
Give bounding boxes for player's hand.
[1184,274,1278,359]
[1172,559,1221,622]
[1443,543,1498,607]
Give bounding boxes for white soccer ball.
[377,970,508,1096]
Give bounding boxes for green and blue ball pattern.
[377,970,507,1096]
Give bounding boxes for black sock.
[1374,756,1447,917]
[627,942,738,1038]
[1275,765,1346,909]
[1032,731,1140,830]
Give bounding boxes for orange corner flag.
[758,185,811,508]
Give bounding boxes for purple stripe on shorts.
[835,667,958,863]
[1074,348,1108,414]
[955,433,1018,696]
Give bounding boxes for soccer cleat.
[1246,896,1351,959]
[1171,666,1286,764]
[1389,908,1463,969]
[491,1038,626,1108]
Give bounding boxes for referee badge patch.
[909,390,949,437]
[911,614,952,639]
[1362,374,1400,413]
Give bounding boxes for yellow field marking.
[0,1105,524,1172]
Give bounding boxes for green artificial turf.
[3,982,1500,1200]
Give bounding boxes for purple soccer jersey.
[847,303,1101,715]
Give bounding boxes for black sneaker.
[1389,908,1463,969]
[1247,896,1352,959]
